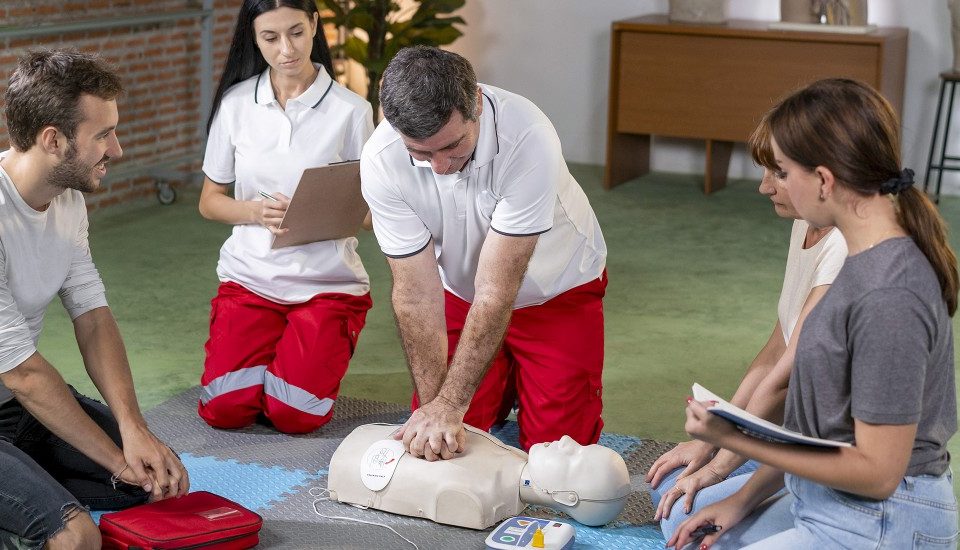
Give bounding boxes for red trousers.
[416,272,607,450]
[198,282,372,434]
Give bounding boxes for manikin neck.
[519,463,560,507]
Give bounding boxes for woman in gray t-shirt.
[669,78,959,550]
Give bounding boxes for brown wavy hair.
[4,49,122,152]
[766,78,958,315]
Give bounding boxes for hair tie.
[879,168,914,195]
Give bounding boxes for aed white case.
[485,516,575,550]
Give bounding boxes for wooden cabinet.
[605,15,908,192]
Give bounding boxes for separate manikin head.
[524,436,630,526]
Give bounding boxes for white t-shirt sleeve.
[0,245,37,374]
[811,227,847,287]
[361,152,432,258]
[343,102,375,161]
[490,124,558,236]
[202,104,236,185]
[58,209,108,320]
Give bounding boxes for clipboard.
[271,160,367,249]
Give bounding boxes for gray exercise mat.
[143,388,668,549]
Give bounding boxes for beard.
[45,141,108,194]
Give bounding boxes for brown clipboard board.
[271,160,367,249]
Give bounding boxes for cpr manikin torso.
[327,424,630,529]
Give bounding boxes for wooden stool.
[923,71,960,203]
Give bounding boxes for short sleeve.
[0,244,37,374]
[342,102,375,161]
[490,124,558,236]
[360,150,431,258]
[850,288,933,424]
[202,103,236,185]
[58,209,108,319]
[811,228,847,288]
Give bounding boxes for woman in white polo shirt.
[197,0,374,434]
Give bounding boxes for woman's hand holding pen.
[668,493,748,549]
[256,191,290,235]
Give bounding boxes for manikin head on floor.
[521,435,631,526]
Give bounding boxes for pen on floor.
[690,524,721,539]
[258,190,278,202]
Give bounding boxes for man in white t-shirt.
[0,50,188,549]
[361,46,608,460]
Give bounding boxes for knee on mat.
[198,398,260,430]
[265,400,332,434]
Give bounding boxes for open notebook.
[692,383,851,448]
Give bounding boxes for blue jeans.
[651,459,760,540]
[0,388,148,549]
[712,471,959,549]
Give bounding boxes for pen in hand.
[690,524,722,539]
[258,190,279,202]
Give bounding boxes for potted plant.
[318,0,466,118]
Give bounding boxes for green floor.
[39,165,960,493]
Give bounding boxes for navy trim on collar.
[311,79,334,109]
[254,71,264,104]
[481,92,499,157]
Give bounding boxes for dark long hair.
[767,78,959,315]
[206,0,333,134]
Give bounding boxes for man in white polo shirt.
[361,46,607,461]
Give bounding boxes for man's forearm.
[1,354,125,472]
[393,296,448,403]
[74,307,145,429]
[436,296,512,409]
[435,231,536,409]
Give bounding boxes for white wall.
[448,0,959,193]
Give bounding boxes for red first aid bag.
[99,491,263,549]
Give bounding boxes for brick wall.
[0,0,339,211]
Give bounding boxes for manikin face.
[528,436,625,499]
[758,167,800,219]
[253,7,318,78]
[47,94,122,193]
[400,93,482,175]
[527,435,630,525]
[771,137,831,228]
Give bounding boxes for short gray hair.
[379,46,477,139]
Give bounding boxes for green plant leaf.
[343,35,369,64]
[333,0,465,87]
[408,26,462,45]
[410,0,466,23]
[365,58,391,75]
[317,0,347,22]
[346,9,377,33]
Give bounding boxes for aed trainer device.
[485,516,575,549]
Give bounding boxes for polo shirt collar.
[254,63,334,109]
[472,90,499,168]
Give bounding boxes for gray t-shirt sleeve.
[850,288,933,425]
